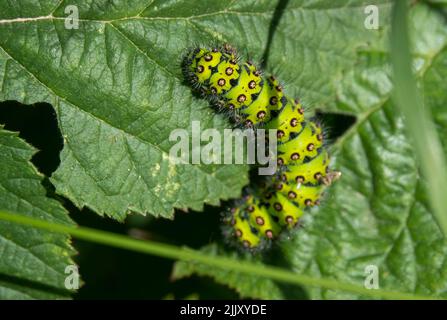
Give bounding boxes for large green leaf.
[2,0,446,299]
[0,128,77,299]
[173,2,447,299]
[0,0,250,220]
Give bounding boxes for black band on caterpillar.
[183,44,341,251]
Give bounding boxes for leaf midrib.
[0,2,390,25]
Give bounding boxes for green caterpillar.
[183,44,340,250]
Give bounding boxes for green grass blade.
[390,1,447,237]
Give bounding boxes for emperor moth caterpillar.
[183,44,340,250]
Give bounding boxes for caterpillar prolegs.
[183,44,340,250]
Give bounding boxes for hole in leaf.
[315,110,356,142]
[0,100,63,176]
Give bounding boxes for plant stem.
[0,210,438,300]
